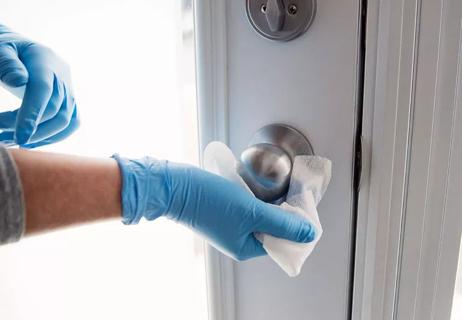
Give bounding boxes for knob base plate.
[248,124,314,162]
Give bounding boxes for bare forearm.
[10,149,122,235]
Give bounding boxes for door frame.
[353,0,462,319]
[194,1,236,320]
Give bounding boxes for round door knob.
[237,124,314,203]
[238,143,292,202]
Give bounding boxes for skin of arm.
[10,149,122,235]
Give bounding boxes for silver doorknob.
[237,124,314,203]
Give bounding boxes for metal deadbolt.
[237,124,314,203]
[246,0,316,41]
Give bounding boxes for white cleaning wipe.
[203,141,332,277]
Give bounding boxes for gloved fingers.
[21,107,80,148]
[0,130,15,145]
[234,235,266,261]
[22,96,77,145]
[0,110,18,130]
[15,60,54,144]
[0,44,28,87]
[40,75,65,122]
[0,107,79,147]
[255,203,316,243]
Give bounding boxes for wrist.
[112,155,171,225]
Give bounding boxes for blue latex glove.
[113,155,316,261]
[0,24,79,147]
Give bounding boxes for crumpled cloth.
[204,142,331,277]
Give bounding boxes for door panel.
[225,0,360,318]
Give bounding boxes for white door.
[197,0,363,319]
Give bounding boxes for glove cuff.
[112,154,170,225]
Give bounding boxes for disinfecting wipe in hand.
[203,141,332,277]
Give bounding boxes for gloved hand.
[113,155,316,261]
[0,24,79,148]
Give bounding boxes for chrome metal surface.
[288,4,298,15]
[265,0,285,32]
[246,0,316,41]
[238,124,314,202]
[238,143,292,202]
[261,4,267,13]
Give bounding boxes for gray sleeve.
[0,145,25,245]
